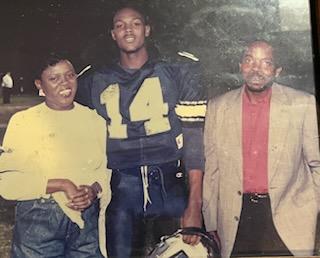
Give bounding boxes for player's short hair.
[111,3,150,27]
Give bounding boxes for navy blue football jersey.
[76,60,206,169]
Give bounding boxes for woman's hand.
[66,182,102,211]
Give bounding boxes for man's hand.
[181,205,203,245]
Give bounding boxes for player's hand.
[181,206,203,245]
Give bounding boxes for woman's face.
[35,60,77,110]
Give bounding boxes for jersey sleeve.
[175,62,206,172]
[174,62,207,125]
[75,71,95,109]
[182,126,205,171]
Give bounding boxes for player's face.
[35,60,77,110]
[239,42,282,92]
[111,8,150,54]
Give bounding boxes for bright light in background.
[279,0,310,31]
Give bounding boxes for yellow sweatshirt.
[0,102,111,229]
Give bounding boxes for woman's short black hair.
[34,53,71,80]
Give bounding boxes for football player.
[76,4,206,257]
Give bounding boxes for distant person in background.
[0,56,110,258]
[1,72,13,104]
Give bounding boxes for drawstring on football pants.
[141,166,152,211]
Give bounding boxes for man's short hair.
[111,3,150,27]
[240,39,282,68]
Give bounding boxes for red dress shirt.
[242,87,272,193]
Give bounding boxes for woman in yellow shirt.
[0,56,110,258]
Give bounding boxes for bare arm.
[46,179,94,211]
[46,178,79,199]
[180,125,205,245]
[181,169,203,244]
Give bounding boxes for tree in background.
[96,0,313,97]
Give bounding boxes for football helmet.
[148,227,220,258]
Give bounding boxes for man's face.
[111,8,150,54]
[239,42,282,92]
[35,60,77,110]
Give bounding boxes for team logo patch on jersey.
[176,134,183,149]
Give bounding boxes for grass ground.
[0,200,14,258]
[0,94,42,258]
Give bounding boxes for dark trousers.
[106,161,187,258]
[231,193,292,257]
[2,87,11,104]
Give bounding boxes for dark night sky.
[0,0,123,93]
[0,0,318,95]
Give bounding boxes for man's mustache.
[246,72,266,81]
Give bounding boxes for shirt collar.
[243,85,272,104]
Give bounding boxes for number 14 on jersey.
[100,77,171,139]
